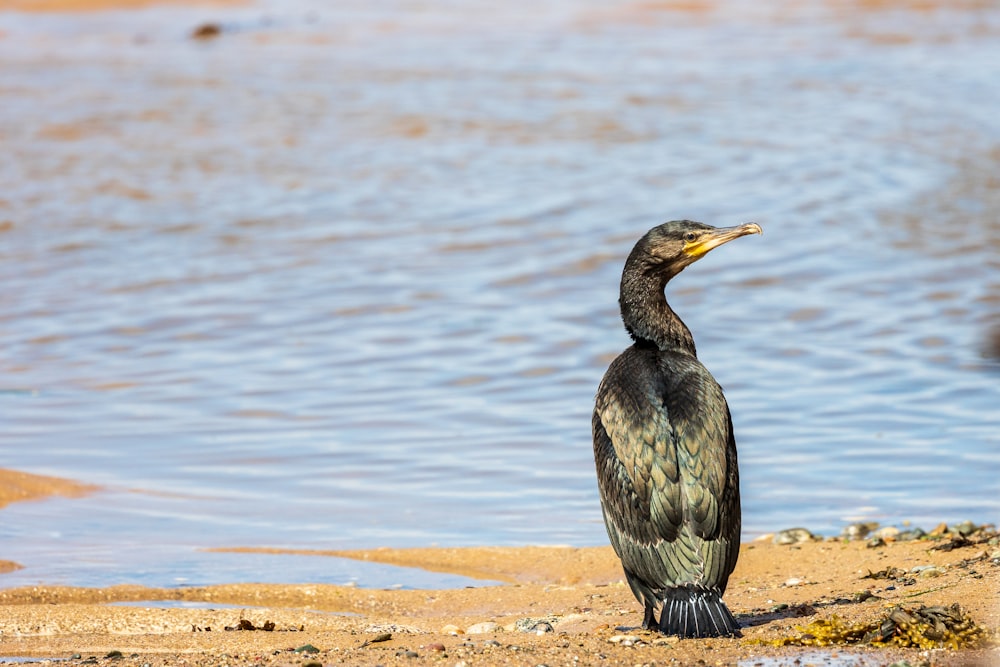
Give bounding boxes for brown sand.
[1,540,997,666]
[1,468,998,666]
[0,468,98,510]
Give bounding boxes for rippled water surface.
[1,0,998,588]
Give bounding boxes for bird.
[592,219,761,638]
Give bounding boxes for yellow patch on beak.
[682,238,714,258]
[683,223,762,258]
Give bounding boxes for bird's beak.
[684,222,762,258]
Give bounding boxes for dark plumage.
[592,219,761,638]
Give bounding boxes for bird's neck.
[619,271,697,355]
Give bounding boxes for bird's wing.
[662,364,734,540]
[594,352,739,589]
[594,352,684,545]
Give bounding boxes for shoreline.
[1,470,997,666]
[1,538,996,666]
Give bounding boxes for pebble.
[512,616,557,633]
[951,520,978,536]
[783,577,805,587]
[852,589,877,602]
[874,526,900,540]
[841,522,879,540]
[608,634,640,646]
[909,564,945,578]
[466,622,500,634]
[441,624,463,635]
[866,537,886,549]
[773,528,815,545]
[898,527,926,541]
[425,643,446,652]
[928,522,949,537]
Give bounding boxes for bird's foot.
[641,605,657,631]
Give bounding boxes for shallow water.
[738,650,885,667]
[1,0,998,589]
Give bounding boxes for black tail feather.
[658,585,740,638]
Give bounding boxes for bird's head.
[629,219,763,281]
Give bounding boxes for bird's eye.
[684,232,697,242]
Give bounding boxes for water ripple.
[0,0,998,588]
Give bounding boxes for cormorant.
[592,219,761,638]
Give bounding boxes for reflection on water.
[109,600,252,609]
[0,0,998,588]
[0,517,496,589]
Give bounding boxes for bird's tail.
[658,585,740,638]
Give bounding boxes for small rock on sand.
[841,522,879,540]
[465,622,499,634]
[608,634,640,646]
[773,528,815,545]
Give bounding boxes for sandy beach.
[1,469,997,666]
[2,0,998,664]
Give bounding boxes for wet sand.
[1,469,997,666]
[0,468,98,511]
